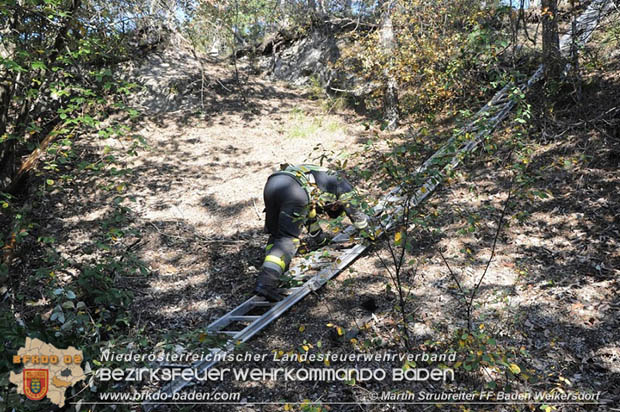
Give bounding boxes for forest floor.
[20,38,620,411]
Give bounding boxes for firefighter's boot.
[254,266,283,302]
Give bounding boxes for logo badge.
[23,369,48,401]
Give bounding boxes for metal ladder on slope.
[143,2,612,408]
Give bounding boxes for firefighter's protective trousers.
[260,167,360,277]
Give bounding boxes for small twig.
[438,247,467,301]
[216,78,233,92]
[252,197,262,220]
[377,193,413,350]
[466,178,514,330]
[126,237,142,252]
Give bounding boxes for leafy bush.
[338,0,512,118]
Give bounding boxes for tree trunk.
[344,0,352,15]
[0,8,20,187]
[380,2,399,130]
[318,0,327,15]
[0,0,82,192]
[6,122,63,194]
[0,81,11,138]
[541,0,562,80]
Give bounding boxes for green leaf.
[2,59,26,73]
[31,61,47,71]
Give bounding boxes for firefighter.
[254,164,371,301]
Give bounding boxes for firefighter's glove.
[353,211,377,241]
[352,211,372,230]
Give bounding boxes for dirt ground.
[24,41,619,412]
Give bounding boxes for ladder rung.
[229,315,260,321]
[207,296,274,332]
[251,299,275,306]
[219,331,239,336]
